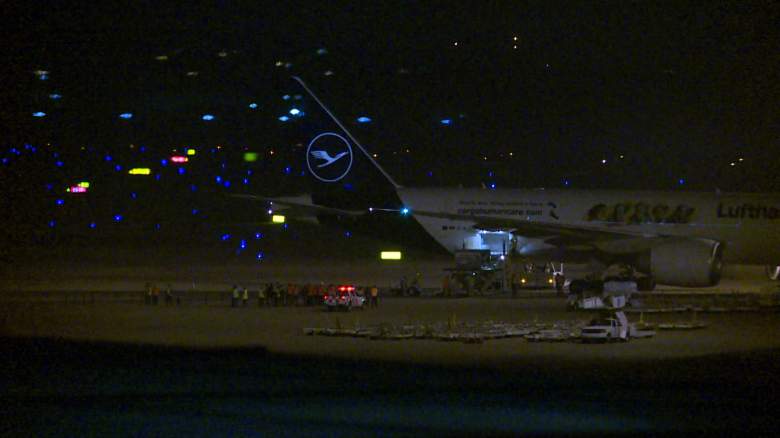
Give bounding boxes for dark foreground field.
[2,296,780,435]
[2,336,779,436]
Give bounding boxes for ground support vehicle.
[324,286,365,311]
[580,311,636,342]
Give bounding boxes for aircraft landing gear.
[568,279,604,295]
[636,276,656,291]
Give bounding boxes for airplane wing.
[231,193,365,217]
[410,208,674,253]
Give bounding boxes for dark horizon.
[2,1,779,247]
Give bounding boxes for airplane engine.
[638,239,723,287]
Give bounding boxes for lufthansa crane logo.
[306,132,354,182]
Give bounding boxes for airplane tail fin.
[287,76,402,211]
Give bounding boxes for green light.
[244,152,259,162]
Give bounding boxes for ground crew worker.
[316,283,325,305]
[257,286,266,307]
[242,287,249,307]
[274,283,283,306]
[370,285,379,308]
[292,284,301,306]
[231,285,239,308]
[266,283,276,306]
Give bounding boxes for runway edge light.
[381,251,402,260]
[272,215,286,224]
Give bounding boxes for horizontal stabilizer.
[231,193,366,217]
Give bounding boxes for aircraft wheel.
[637,276,656,291]
[569,280,587,295]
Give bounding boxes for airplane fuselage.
[397,188,780,264]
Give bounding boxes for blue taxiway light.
[440,119,452,125]
[289,108,301,116]
[119,113,133,119]
[248,103,258,109]
[356,116,372,123]
[278,115,290,122]
[202,114,215,121]
[114,214,123,222]
[33,112,46,117]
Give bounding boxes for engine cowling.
[638,239,723,287]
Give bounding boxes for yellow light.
[186,148,196,156]
[78,181,90,188]
[521,278,527,284]
[272,215,286,224]
[380,251,402,260]
[128,168,151,175]
[548,278,554,284]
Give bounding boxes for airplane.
[237,76,780,293]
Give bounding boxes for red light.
[347,286,355,292]
[338,286,346,292]
[170,156,189,163]
[323,295,328,299]
[68,186,87,193]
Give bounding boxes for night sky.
[2,1,779,245]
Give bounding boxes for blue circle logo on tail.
[306,132,354,182]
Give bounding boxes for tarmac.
[2,231,780,434]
